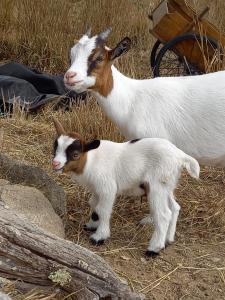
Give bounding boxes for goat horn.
[98,27,112,40]
[85,27,92,38]
[52,117,65,136]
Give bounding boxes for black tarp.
[0,62,86,113]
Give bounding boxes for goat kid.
[64,28,225,167]
[52,118,200,256]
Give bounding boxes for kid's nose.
[52,160,61,170]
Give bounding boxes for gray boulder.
[0,183,65,238]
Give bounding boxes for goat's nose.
[65,71,77,80]
[52,160,60,169]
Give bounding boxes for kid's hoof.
[165,239,174,247]
[145,250,159,258]
[83,225,97,232]
[90,238,105,246]
[165,241,172,248]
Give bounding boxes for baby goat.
[65,28,225,167]
[52,118,200,256]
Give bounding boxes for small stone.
[140,257,147,264]
[210,257,221,263]
[120,255,131,261]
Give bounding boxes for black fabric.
[0,62,86,113]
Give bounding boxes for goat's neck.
[92,66,136,125]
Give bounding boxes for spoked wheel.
[150,40,162,69]
[153,33,222,77]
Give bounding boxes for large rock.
[0,153,66,216]
[0,292,11,300]
[0,183,65,238]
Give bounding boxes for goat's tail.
[182,155,200,179]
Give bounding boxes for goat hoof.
[165,242,172,248]
[90,238,105,246]
[83,225,97,232]
[165,239,174,247]
[145,250,159,258]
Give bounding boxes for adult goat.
[64,28,225,166]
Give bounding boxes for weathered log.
[0,201,144,300]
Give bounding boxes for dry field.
[1,0,225,299]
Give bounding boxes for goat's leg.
[166,193,180,245]
[146,184,172,257]
[84,194,99,232]
[139,182,154,225]
[90,188,117,245]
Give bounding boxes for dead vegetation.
[0,0,225,299]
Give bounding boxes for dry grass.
[1,1,225,299]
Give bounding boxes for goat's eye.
[73,151,80,160]
[96,56,103,63]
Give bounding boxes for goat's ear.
[84,140,100,152]
[53,117,65,136]
[109,37,131,61]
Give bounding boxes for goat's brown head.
[64,28,131,97]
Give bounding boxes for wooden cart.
[149,0,225,77]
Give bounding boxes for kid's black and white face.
[52,118,101,174]
[52,118,83,173]
[53,135,81,172]
[64,28,132,94]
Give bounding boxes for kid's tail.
[183,155,200,179]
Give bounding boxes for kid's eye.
[96,56,103,62]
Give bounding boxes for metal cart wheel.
[153,33,221,77]
[150,40,162,69]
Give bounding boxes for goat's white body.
[70,138,199,253]
[94,67,225,166]
[72,138,197,194]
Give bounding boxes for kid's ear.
[84,140,100,152]
[109,37,132,61]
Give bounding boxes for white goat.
[52,118,199,256]
[64,28,225,167]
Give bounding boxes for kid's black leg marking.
[91,212,99,221]
[145,250,159,258]
[90,238,105,246]
[83,225,97,232]
[83,212,99,232]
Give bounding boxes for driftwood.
[0,201,144,300]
